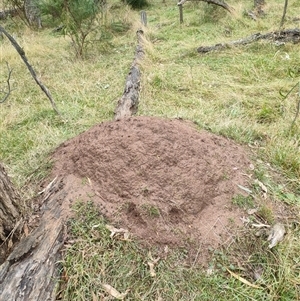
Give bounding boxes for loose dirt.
[50,116,253,265]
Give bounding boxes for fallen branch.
[114,13,146,121]
[197,28,300,53]
[0,25,61,116]
[177,0,233,13]
[0,62,13,104]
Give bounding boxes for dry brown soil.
[50,116,253,265]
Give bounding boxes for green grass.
[1,0,300,299]
[60,201,300,301]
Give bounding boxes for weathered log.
[197,28,300,53]
[0,177,66,301]
[114,28,145,121]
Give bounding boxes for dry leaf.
[8,238,13,249]
[102,284,129,300]
[123,231,130,241]
[268,223,285,249]
[255,179,268,198]
[206,266,214,276]
[240,216,251,224]
[148,253,160,277]
[105,225,129,239]
[227,268,261,289]
[148,261,156,277]
[247,208,258,215]
[237,184,252,194]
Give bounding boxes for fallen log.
[0,177,66,300]
[114,11,147,121]
[114,29,145,121]
[197,28,300,53]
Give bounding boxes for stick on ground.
[197,28,300,53]
[0,25,61,116]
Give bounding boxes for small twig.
[0,62,13,103]
[281,81,300,130]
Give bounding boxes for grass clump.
[232,194,254,209]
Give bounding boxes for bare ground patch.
[50,116,254,265]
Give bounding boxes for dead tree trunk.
[0,163,24,263]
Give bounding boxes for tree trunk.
[0,163,24,263]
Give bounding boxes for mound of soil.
[51,116,253,265]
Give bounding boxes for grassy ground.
[1,0,300,300]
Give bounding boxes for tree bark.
[0,176,66,301]
[0,163,24,263]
